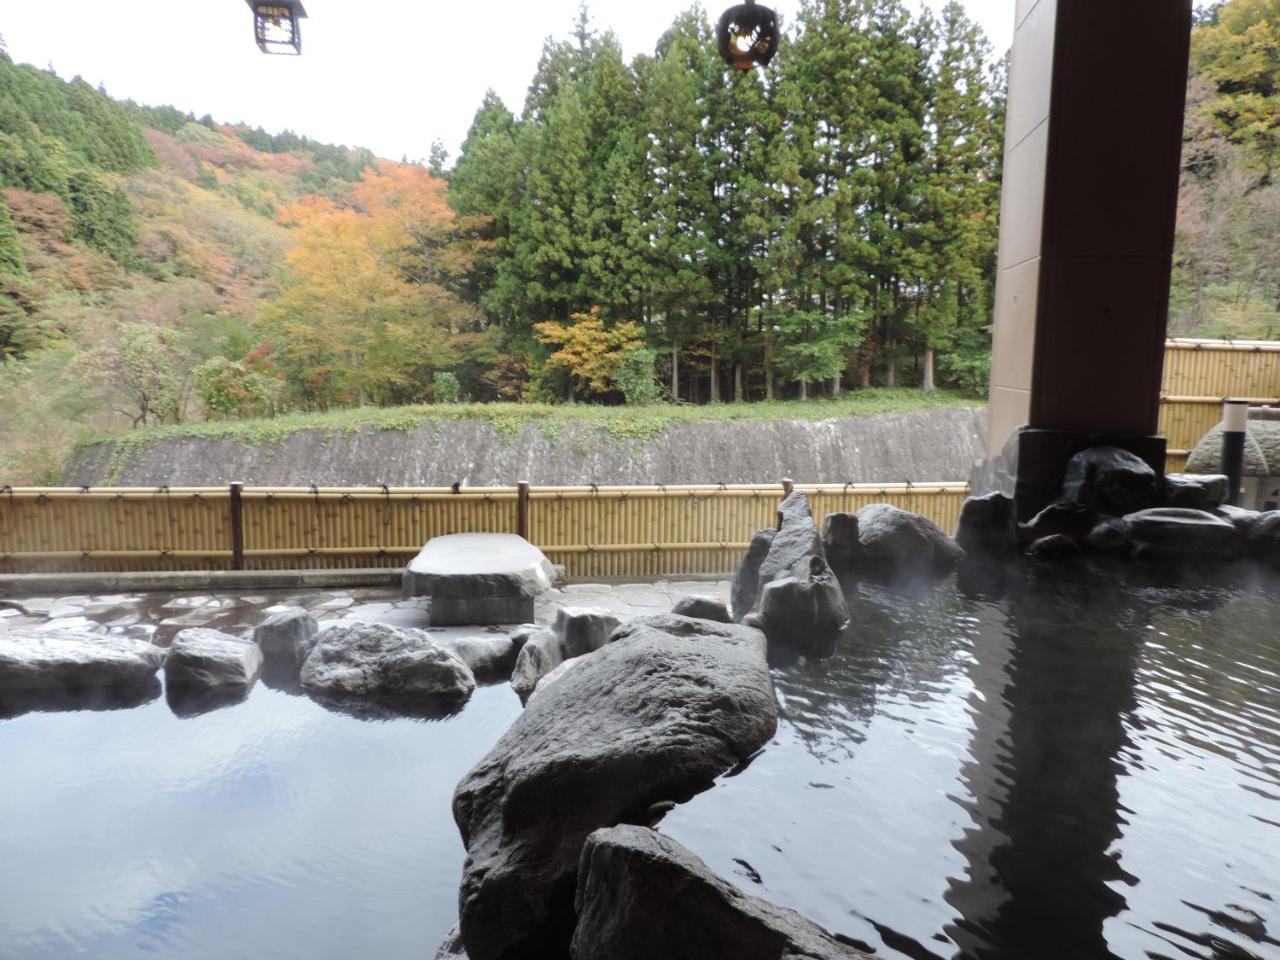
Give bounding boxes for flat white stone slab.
[402,534,556,626]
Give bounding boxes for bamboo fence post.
[517,481,530,541]
[781,477,794,496]
[229,482,245,571]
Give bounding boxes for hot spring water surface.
[1,567,1277,960]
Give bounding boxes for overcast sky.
[2,0,1015,165]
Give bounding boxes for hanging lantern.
[246,1,308,55]
[716,0,779,71]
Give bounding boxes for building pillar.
[986,0,1193,518]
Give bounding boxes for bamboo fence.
[0,482,969,579]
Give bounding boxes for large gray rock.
[1061,446,1159,516]
[670,595,731,623]
[754,556,848,657]
[434,925,468,960]
[166,628,262,690]
[0,633,165,716]
[1163,473,1229,511]
[1124,507,1239,556]
[730,529,776,622]
[1187,420,1278,476]
[253,607,319,664]
[855,503,965,580]
[301,622,475,712]
[1246,510,1280,564]
[553,607,622,659]
[572,825,869,960]
[510,628,563,700]
[955,492,1017,556]
[403,534,556,626]
[754,492,824,598]
[452,614,777,960]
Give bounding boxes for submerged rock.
[253,607,319,665]
[1019,500,1098,541]
[1124,507,1239,556]
[1084,517,1132,552]
[855,503,965,580]
[301,622,475,712]
[754,555,848,658]
[572,825,869,960]
[1026,533,1081,562]
[1061,446,1159,516]
[164,628,262,709]
[955,492,1017,556]
[452,614,777,960]
[730,529,776,622]
[669,595,731,623]
[1163,473,1229,511]
[0,632,165,717]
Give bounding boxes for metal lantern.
[247,1,308,55]
[716,0,779,71]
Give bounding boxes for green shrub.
[613,348,661,405]
[433,370,460,403]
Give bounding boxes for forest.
[0,0,1277,483]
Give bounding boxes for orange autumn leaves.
[263,162,482,406]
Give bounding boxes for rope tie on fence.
[78,485,90,494]
[451,482,461,495]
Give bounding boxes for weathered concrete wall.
[64,407,988,487]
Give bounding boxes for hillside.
[0,53,382,482]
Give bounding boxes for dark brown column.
[986,0,1193,516]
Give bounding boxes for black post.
[229,482,245,570]
[517,481,530,542]
[1222,400,1248,508]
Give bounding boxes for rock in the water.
[754,492,825,597]
[553,607,622,659]
[1061,446,1159,516]
[855,503,965,580]
[0,632,165,717]
[301,622,475,712]
[434,924,469,960]
[821,512,860,574]
[452,614,777,960]
[510,628,563,700]
[1026,533,1081,562]
[955,492,1016,556]
[755,556,848,657]
[669,595,731,623]
[1124,507,1239,555]
[1019,499,1098,541]
[1246,510,1280,564]
[440,635,522,680]
[572,825,869,960]
[165,627,262,692]
[403,533,556,626]
[254,607,319,664]
[1164,473,1229,511]
[1084,517,1132,551]
[730,529,776,622]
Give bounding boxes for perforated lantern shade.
[717,1,780,70]
[247,1,308,55]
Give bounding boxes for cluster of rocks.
[729,490,965,658]
[443,608,868,960]
[958,445,1280,565]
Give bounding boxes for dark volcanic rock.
[1061,446,1159,516]
[821,512,860,574]
[510,628,563,700]
[1124,507,1239,556]
[440,634,522,681]
[755,492,825,593]
[1246,510,1280,564]
[165,628,262,695]
[553,607,623,659]
[434,924,468,960]
[1019,499,1098,541]
[670,595,731,623]
[0,632,165,717]
[572,825,869,960]
[955,492,1016,556]
[1084,517,1132,552]
[253,607,319,665]
[1163,473,1229,511]
[1026,533,1081,562]
[300,622,474,712]
[730,529,776,622]
[755,556,848,657]
[855,503,965,580]
[452,614,777,960]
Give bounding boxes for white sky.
[1,0,1015,164]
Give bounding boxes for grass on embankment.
[82,388,981,479]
